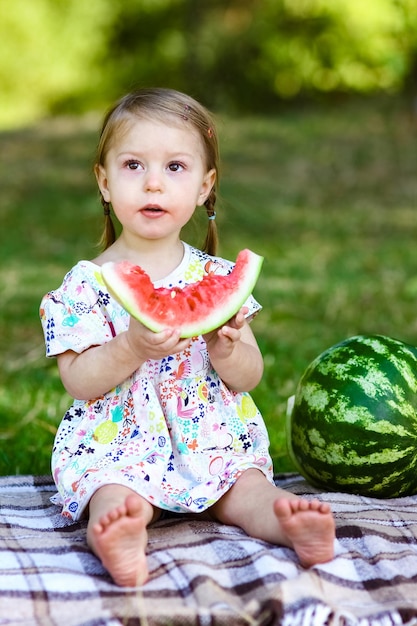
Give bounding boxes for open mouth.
[141,205,165,216]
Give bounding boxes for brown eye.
[126,160,140,170]
[168,162,184,172]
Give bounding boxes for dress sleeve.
[39,262,125,357]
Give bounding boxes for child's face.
[95,116,216,244]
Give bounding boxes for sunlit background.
[1,0,416,129]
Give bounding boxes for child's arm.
[204,308,263,392]
[57,320,191,401]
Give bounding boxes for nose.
[144,167,163,192]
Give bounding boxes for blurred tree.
[93,0,417,111]
[0,0,116,127]
[394,0,417,95]
[0,0,416,128]
[173,0,417,109]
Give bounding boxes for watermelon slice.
[101,248,263,338]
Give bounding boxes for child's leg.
[210,469,335,566]
[87,484,159,587]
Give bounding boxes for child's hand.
[126,317,191,361]
[203,307,248,361]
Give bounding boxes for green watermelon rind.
[101,249,263,338]
[286,395,306,477]
[287,334,417,498]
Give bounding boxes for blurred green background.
[1,0,417,128]
[1,0,417,476]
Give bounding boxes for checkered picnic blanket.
[1,473,417,626]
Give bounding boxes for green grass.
[1,96,416,476]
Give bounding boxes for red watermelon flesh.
[101,248,263,338]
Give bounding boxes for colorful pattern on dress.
[40,244,273,520]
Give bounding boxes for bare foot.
[274,497,335,567]
[91,494,149,587]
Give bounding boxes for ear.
[197,169,216,206]
[94,164,111,203]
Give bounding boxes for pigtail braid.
[202,187,218,256]
[98,197,116,250]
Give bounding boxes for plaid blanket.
[1,474,417,626]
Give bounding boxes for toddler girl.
[40,87,335,587]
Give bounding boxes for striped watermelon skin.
[287,335,417,498]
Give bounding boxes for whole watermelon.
[287,334,417,498]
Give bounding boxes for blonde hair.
[95,88,220,255]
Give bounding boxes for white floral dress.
[40,243,274,520]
